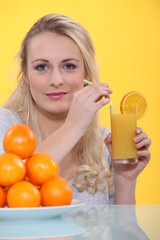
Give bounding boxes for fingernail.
[134,136,139,142]
[136,129,141,134]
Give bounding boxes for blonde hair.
[3,13,112,193]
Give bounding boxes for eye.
[35,64,48,71]
[64,64,76,70]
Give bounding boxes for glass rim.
[110,104,137,114]
[110,104,137,107]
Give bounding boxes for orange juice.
[110,105,137,162]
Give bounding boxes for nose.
[48,68,63,87]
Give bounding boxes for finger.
[73,86,99,107]
[75,84,112,111]
[88,89,111,104]
[75,84,98,98]
[77,83,112,101]
[104,134,112,156]
[97,83,113,93]
[134,132,148,143]
[107,132,111,140]
[137,150,151,161]
[76,87,111,110]
[100,83,110,87]
[95,97,111,110]
[135,138,152,149]
[82,88,111,106]
[91,84,113,96]
[104,133,112,144]
[136,127,143,135]
[94,82,112,88]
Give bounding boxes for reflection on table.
[0,205,159,240]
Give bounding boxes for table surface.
[0,204,159,240]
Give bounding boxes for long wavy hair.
[3,14,112,193]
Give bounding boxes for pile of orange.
[0,124,73,208]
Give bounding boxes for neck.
[36,108,68,140]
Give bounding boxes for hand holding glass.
[110,105,138,164]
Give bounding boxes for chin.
[47,106,69,116]
[36,101,70,117]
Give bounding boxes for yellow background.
[0,0,160,204]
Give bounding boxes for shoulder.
[0,108,22,154]
[0,108,22,125]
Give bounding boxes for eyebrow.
[62,58,80,63]
[31,58,80,64]
[32,59,49,63]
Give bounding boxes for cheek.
[27,73,44,92]
[67,78,84,91]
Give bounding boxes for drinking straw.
[83,79,93,85]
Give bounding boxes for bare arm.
[35,83,112,163]
[104,128,151,204]
[114,174,136,204]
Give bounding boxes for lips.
[46,92,67,100]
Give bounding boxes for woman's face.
[25,32,85,116]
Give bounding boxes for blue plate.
[0,217,85,239]
[0,199,86,239]
[0,199,85,220]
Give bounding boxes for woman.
[0,14,151,204]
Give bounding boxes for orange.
[26,153,59,186]
[40,176,73,207]
[0,153,26,187]
[7,181,41,208]
[120,91,148,119]
[3,124,36,159]
[0,185,6,207]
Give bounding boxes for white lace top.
[0,108,114,204]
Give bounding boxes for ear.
[84,73,90,81]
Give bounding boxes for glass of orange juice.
[110,104,138,164]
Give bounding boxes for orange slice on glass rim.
[120,91,148,120]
